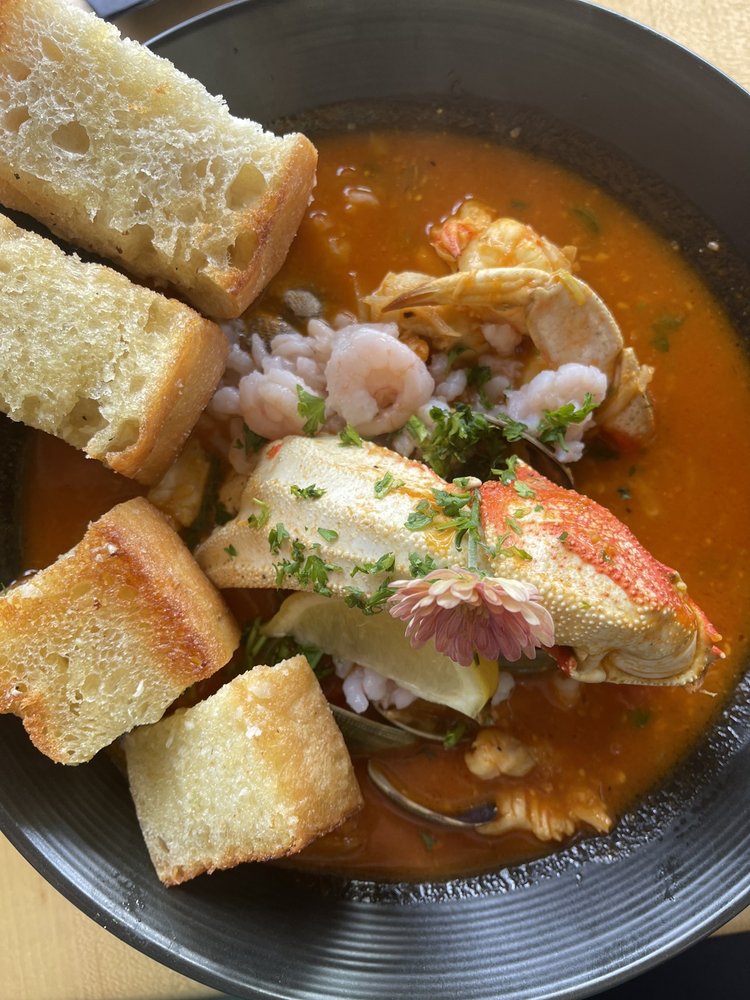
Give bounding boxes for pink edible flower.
[388,568,554,667]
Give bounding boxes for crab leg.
[196,436,720,687]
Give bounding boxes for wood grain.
[2,1,748,997]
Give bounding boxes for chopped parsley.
[513,479,536,499]
[343,579,396,616]
[238,423,268,455]
[405,414,429,444]
[467,365,493,408]
[651,313,685,352]
[442,721,466,749]
[241,617,328,678]
[419,830,437,851]
[417,404,509,480]
[493,455,520,485]
[558,531,569,542]
[246,498,270,530]
[408,552,437,577]
[339,424,363,447]
[571,205,600,235]
[274,538,342,596]
[405,500,436,531]
[268,522,290,554]
[351,552,396,577]
[317,527,339,543]
[536,393,597,451]
[405,488,483,569]
[290,483,326,500]
[296,385,326,435]
[374,471,404,499]
[224,544,237,558]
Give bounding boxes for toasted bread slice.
[0,497,240,764]
[0,0,317,318]
[124,655,363,885]
[0,213,228,485]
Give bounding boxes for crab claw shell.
[196,436,720,687]
[480,464,722,685]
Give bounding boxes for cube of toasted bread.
[0,213,228,485]
[0,497,240,764]
[0,0,317,318]
[124,655,363,885]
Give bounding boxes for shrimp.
[431,201,577,274]
[324,323,435,436]
[238,368,313,441]
[368,202,655,448]
[384,266,624,380]
[504,363,608,462]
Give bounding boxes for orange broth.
[22,129,750,880]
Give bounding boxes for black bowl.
[1,2,749,998]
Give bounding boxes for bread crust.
[0,0,317,319]
[124,654,362,885]
[0,497,240,764]
[0,213,228,485]
[106,305,228,484]
[198,134,318,318]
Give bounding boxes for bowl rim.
[2,1,749,998]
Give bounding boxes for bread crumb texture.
[124,655,363,885]
[0,214,228,483]
[0,497,239,764]
[0,0,317,316]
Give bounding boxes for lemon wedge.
[263,593,498,718]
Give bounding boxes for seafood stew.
[22,126,750,880]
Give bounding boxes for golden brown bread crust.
[124,655,363,885]
[197,135,319,318]
[0,212,229,486]
[0,497,240,764]
[0,0,317,319]
[107,304,229,485]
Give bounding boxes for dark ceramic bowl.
[1,2,749,998]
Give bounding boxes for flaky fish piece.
[196,436,721,686]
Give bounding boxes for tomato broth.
[22,128,750,879]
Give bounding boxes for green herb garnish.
[290,483,326,500]
[296,385,326,435]
[268,523,290,554]
[224,544,237,558]
[536,393,597,451]
[513,480,536,499]
[374,471,404,499]
[317,527,339,543]
[408,552,437,577]
[419,830,437,851]
[571,205,600,235]
[247,498,270,530]
[339,424,363,447]
[467,365,493,408]
[351,552,396,577]
[442,721,466,749]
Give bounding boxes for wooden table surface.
[2,1,749,998]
